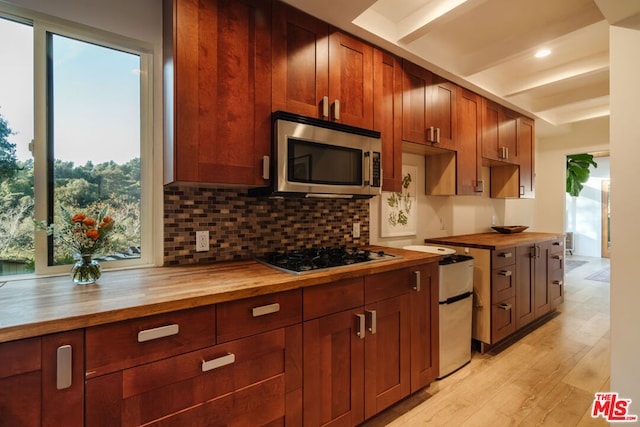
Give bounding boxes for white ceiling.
[283,0,640,137]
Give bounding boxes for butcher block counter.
[0,245,440,343]
[424,231,564,250]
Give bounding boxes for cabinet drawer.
[87,327,291,426]
[365,268,411,304]
[548,252,564,272]
[492,247,516,269]
[549,237,565,255]
[217,289,302,343]
[491,297,516,343]
[492,267,516,301]
[303,277,364,320]
[86,306,215,378]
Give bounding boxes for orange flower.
[86,229,99,240]
[71,213,86,223]
[99,216,113,227]
[83,218,96,227]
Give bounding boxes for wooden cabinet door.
[533,242,551,319]
[515,245,535,329]
[409,263,439,392]
[303,309,365,427]
[373,49,403,192]
[0,331,84,427]
[491,297,516,343]
[482,97,502,161]
[518,116,535,198]
[272,2,329,119]
[402,60,432,145]
[167,0,271,185]
[328,30,374,128]
[457,88,482,195]
[500,108,519,164]
[430,75,457,150]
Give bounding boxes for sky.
[0,16,140,165]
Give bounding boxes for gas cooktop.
[256,246,399,274]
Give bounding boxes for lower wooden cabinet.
[0,330,84,427]
[86,326,301,426]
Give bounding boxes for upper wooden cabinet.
[164,0,272,186]
[373,49,403,192]
[272,3,373,128]
[457,88,483,195]
[481,98,519,164]
[402,60,457,150]
[518,116,535,198]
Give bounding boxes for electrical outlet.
[439,217,445,230]
[492,215,497,225]
[196,230,209,252]
[353,222,360,238]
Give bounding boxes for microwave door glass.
[288,138,362,186]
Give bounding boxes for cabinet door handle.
[252,303,280,317]
[366,310,377,334]
[412,270,421,292]
[498,303,512,311]
[499,252,512,258]
[520,185,525,196]
[435,127,441,143]
[536,245,541,258]
[262,156,270,180]
[553,240,563,246]
[333,99,340,121]
[553,280,564,286]
[202,353,235,372]
[137,324,179,342]
[499,270,512,277]
[505,146,509,159]
[322,96,329,118]
[553,255,563,260]
[428,126,435,142]
[355,313,366,339]
[475,180,484,192]
[56,345,72,390]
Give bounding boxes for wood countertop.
[425,232,564,250]
[0,246,440,343]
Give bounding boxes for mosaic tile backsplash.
[164,185,370,265]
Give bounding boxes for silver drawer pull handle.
[56,345,72,390]
[412,270,421,292]
[252,303,280,317]
[554,255,563,260]
[137,324,179,342]
[500,252,512,258]
[498,303,512,311]
[500,270,512,277]
[553,280,564,285]
[366,310,377,334]
[202,353,235,372]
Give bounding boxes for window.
[0,9,153,277]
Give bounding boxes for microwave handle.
[364,151,371,186]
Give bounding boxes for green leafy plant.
[566,153,597,197]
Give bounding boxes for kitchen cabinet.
[0,331,84,427]
[302,265,436,426]
[402,60,457,149]
[85,294,303,426]
[518,116,536,198]
[272,2,373,128]
[373,48,403,192]
[409,262,439,391]
[163,0,272,186]
[456,88,484,195]
[425,233,564,352]
[482,98,517,163]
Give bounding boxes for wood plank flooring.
[362,255,611,426]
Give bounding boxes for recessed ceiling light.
[535,49,551,58]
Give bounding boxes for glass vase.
[71,254,101,285]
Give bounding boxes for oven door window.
[287,138,362,185]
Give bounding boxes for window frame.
[0,5,156,277]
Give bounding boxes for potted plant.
[566,153,598,197]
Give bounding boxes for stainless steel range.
[257,247,399,274]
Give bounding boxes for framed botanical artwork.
[380,165,417,237]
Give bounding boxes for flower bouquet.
[39,206,117,284]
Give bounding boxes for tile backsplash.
[164,185,370,265]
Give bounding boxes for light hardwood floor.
[363,255,611,426]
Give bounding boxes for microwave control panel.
[372,152,381,187]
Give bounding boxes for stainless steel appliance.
[251,111,382,199]
[257,247,398,274]
[403,245,474,379]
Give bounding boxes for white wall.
[566,156,610,257]
[610,24,640,409]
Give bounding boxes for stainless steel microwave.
[252,111,382,199]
